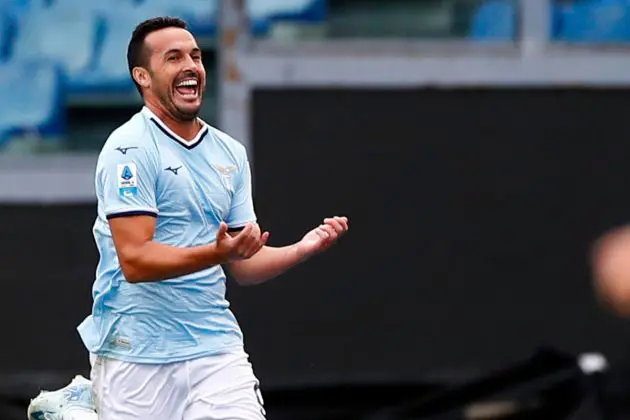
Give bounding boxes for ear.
[132,67,151,89]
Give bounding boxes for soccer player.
[28,16,348,420]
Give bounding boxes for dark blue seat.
[12,5,98,76]
[469,0,516,41]
[0,59,66,147]
[556,0,630,42]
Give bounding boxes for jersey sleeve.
[96,144,159,220]
[225,158,257,229]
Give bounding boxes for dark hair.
[127,16,188,96]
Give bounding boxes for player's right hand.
[215,222,269,262]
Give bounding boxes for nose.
[181,55,198,72]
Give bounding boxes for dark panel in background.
[0,204,97,375]
[232,88,630,388]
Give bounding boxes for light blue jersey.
[77,106,256,364]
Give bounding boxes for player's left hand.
[297,216,349,258]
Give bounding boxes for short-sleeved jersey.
[77,106,256,364]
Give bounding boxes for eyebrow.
[164,47,202,56]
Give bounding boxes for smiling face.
[134,26,206,121]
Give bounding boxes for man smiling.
[27,16,349,420]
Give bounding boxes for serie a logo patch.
[117,163,138,197]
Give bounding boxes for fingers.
[314,226,331,241]
[253,229,269,250]
[318,224,336,240]
[321,216,349,242]
[324,217,347,234]
[231,223,254,246]
[233,223,253,241]
[250,222,261,238]
[216,222,229,242]
[260,231,270,246]
[245,230,269,257]
[230,223,267,259]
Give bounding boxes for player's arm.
[222,153,348,286]
[110,217,265,283]
[99,142,265,283]
[226,241,304,286]
[227,217,348,286]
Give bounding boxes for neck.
[144,100,201,142]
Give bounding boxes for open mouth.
[174,78,199,100]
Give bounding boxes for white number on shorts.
[254,383,266,416]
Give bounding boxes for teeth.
[177,80,197,87]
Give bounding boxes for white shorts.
[89,349,266,420]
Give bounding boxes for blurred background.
[4,0,630,418]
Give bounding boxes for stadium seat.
[556,0,630,42]
[11,6,98,76]
[1,0,46,20]
[1,0,331,97]
[138,0,217,36]
[0,11,14,62]
[138,0,266,37]
[136,0,326,37]
[469,0,516,41]
[68,6,143,94]
[70,2,216,95]
[50,0,135,14]
[249,0,327,23]
[0,59,65,147]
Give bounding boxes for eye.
[167,56,178,62]
[192,55,202,61]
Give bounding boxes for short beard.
[158,89,200,122]
[175,107,199,121]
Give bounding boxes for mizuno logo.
[165,166,182,175]
[115,146,138,155]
